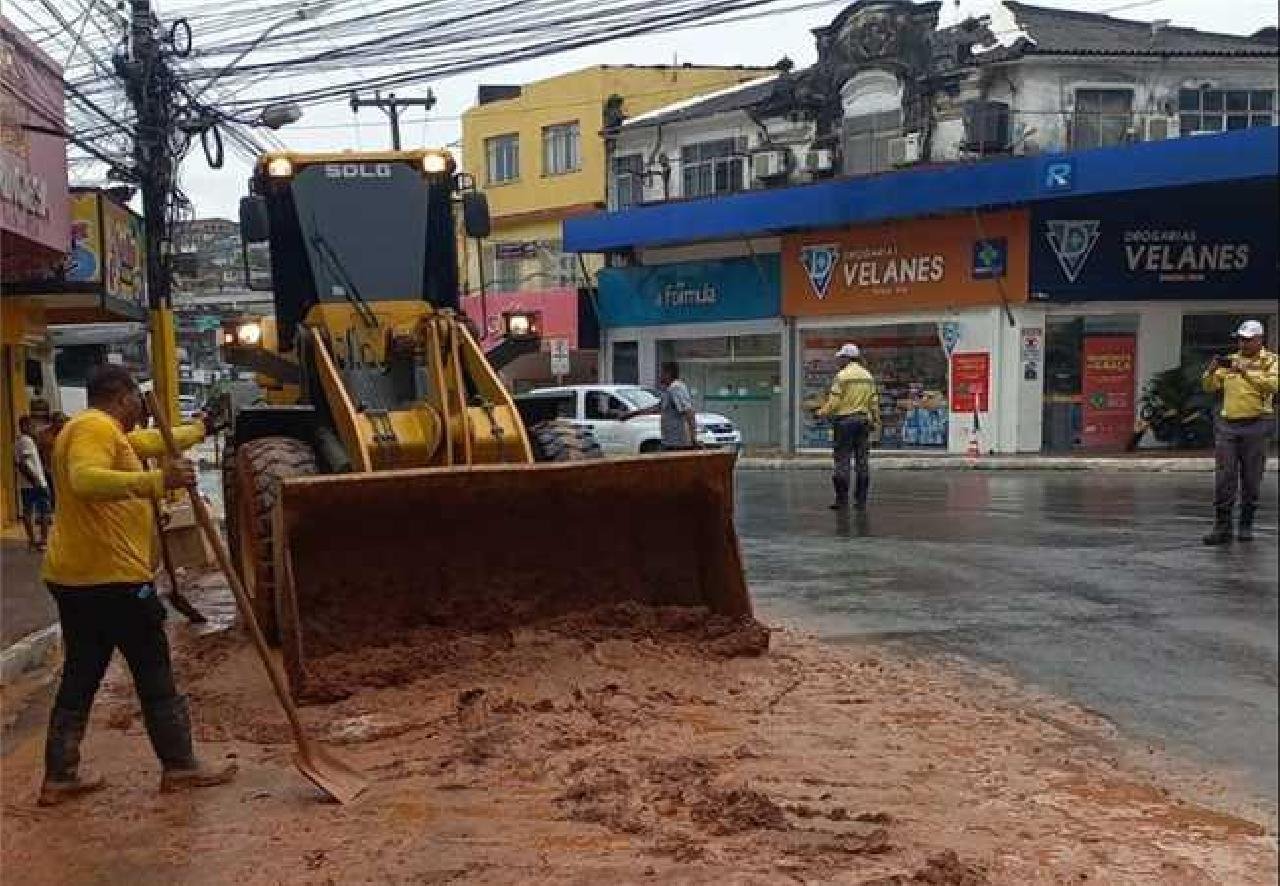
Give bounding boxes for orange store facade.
[782,210,1042,454]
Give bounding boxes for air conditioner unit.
[887,132,922,166]
[752,149,790,181]
[803,149,835,174]
[1144,115,1179,141]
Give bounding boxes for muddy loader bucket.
[271,452,749,699]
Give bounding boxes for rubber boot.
[829,476,850,510]
[142,696,238,793]
[1202,508,1233,546]
[853,473,870,511]
[1237,506,1256,542]
[38,707,105,806]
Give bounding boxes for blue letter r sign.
[1043,159,1075,192]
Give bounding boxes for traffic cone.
[966,411,981,459]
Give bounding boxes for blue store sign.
[1031,183,1277,300]
[596,255,780,327]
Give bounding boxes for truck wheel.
[234,436,318,644]
[529,419,603,462]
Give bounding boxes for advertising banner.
[596,255,780,327]
[1032,182,1277,300]
[1081,335,1136,450]
[102,197,145,305]
[66,192,102,284]
[782,210,1028,316]
[950,351,990,413]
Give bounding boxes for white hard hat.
[835,343,861,359]
[1235,320,1265,339]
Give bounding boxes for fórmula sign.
[1032,184,1276,300]
[783,210,1028,316]
[596,255,780,327]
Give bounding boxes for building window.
[801,325,946,450]
[1178,88,1275,135]
[610,154,645,209]
[1071,88,1134,150]
[485,134,519,184]
[542,122,581,176]
[680,138,746,199]
[840,70,905,175]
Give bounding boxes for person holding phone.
[1201,320,1278,545]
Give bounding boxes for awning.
[565,127,1279,253]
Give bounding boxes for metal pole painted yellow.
[149,307,181,429]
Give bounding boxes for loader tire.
[234,437,318,644]
[221,441,239,571]
[529,419,603,462]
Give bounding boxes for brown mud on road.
[2,573,1275,885]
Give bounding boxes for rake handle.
[144,393,309,742]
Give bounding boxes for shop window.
[1071,88,1134,150]
[680,138,746,199]
[542,122,581,176]
[611,341,638,384]
[1042,315,1139,452]
[800,324,946,450]
[485,133,519,184]
[1178,88,1275,135]
[657,334,782,448]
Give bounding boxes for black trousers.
[1213,417,1273,513]
[47,583,178,715]
[832,414,872,502]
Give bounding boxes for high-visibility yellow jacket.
[42,408,204,587]
[817,362,880,424]
[1202,348,1279,421]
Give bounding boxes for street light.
[190,1,335,103]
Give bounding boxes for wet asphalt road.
[735,469,1279,803]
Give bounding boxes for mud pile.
[2,572,1274,885]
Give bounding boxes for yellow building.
[458,65,772,383]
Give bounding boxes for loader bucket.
[271,451,750,700]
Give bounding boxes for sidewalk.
[739,452,1280,472]
[0,538,58,684]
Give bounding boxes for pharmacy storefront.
[784,211,1036,454]
[596,255,785,449]
[1032,183,1278,452]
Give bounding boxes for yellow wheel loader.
[218,149,750,699]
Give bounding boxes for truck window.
[585,391,615,420]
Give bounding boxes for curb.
[738,456,1279,473]
[0,624,60,686]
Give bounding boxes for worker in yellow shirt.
[37,365,237,806]
[815,343,881,511]
[1201,320,1278,546]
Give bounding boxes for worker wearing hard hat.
[815,343,881,511]
[1201,319,1278,545]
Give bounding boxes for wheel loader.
[217,149,750,699]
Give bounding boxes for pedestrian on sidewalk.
[37,365,237,806]
[1201,320,1278,545]
[622,361,700,451]
[15,415,52,552]
[36,411,68,509]
[815,344,880,511]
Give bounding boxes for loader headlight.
[266,157,293,178]
[504,311,538,340]
[236,321,263,346]
[421,152,452,174]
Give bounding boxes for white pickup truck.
[514,384,742,455]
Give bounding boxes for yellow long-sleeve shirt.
[42,408,204,587]
[1202,347,1278,421]
[816,362,880,424]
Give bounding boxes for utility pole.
[349,90,436,150]
[125,0,181,427]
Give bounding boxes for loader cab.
[238,150,490,353]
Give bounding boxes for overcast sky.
[173,0,1279,220]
